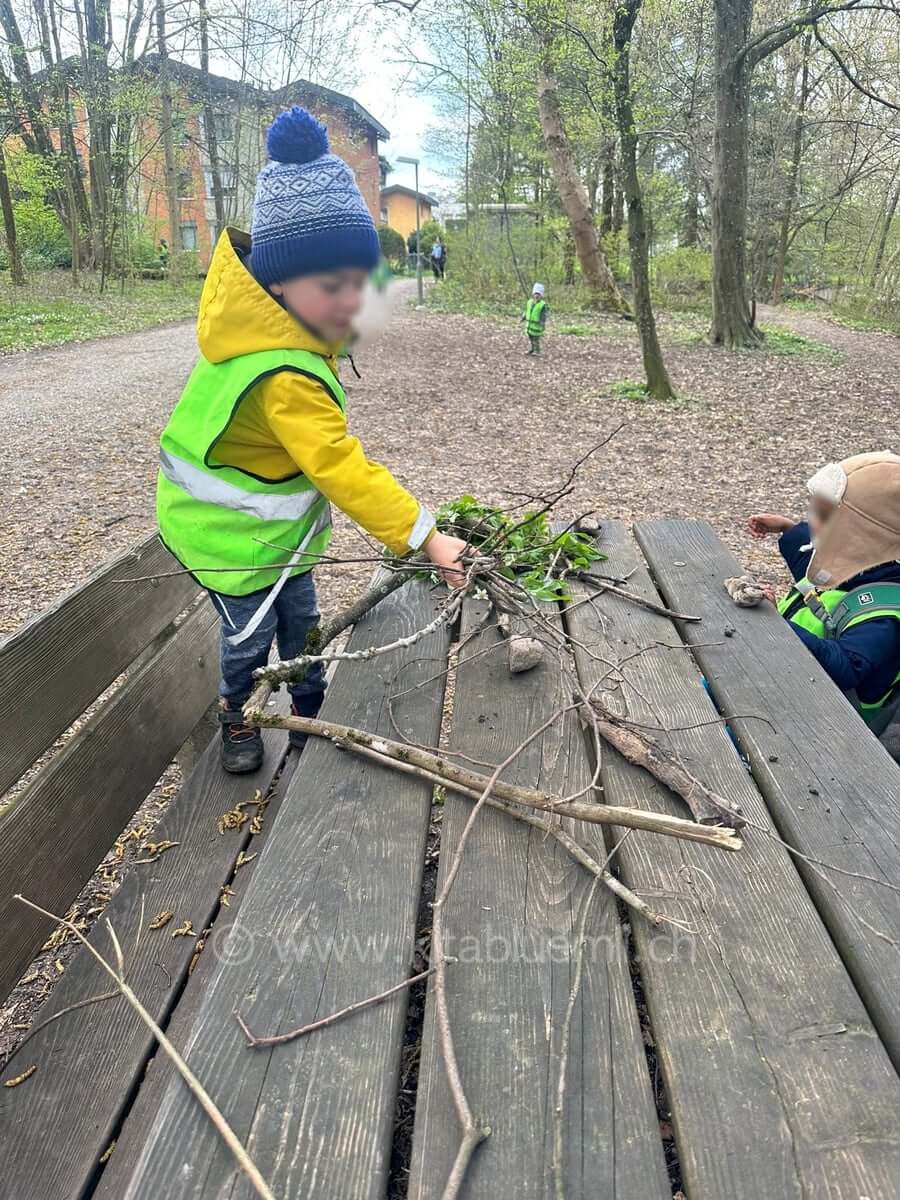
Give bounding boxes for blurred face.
[532,290,542,301]
[808,494,837,536]
[270,268,368,343]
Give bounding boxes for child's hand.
[425,531,469,588]
[747,513,794,540]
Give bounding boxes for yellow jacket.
[196,229,434,556]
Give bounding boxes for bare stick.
[553,877,601,1200]
[235,965,437,1047]
[248,712,743,851]
[344,738,664,924]
[250,575,462,691]
[431,708,574,1200]
[13,896,276,1200]
[244,565,420,715]
[578,694,746,829]
[1,990,119,1072]
[574,571,701,623]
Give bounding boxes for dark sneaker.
[289,691,325,753]
[219,708,264,774]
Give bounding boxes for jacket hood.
[807,451,900,588]
[196,228,340,364]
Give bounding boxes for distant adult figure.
[430,239,446,280]
[159,238,169,272]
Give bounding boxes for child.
[157,107,467,773]
[748,451,900,735]
[523,283,548,354]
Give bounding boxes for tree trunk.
[563,228,575,284]
[0,144,24,286]
[872,180,900,284]
[199,0,226,240]
[613,0,674,400]
[710,0,763,347]
[155,0,182,254]
[680,162,699,247]
[771,33,811,305]
[536,57,626,313]
[600,144,615,236]
[0,0,86,250]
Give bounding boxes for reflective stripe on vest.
[157,347,344,596]
[225,499,332,646]
[159,447,324,523]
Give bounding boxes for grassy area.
[785,296,900,337]
[0,270,202,353]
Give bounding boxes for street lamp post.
[397,155,422,303]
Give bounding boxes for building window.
[180,222,198,251]
[177,169,193,199]
[213,110,234,143]
[203,166,236,197]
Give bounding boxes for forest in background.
[1,0,900,384]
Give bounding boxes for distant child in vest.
[157,107,468,774]
[523,283,548,354]
[748,452,900,737]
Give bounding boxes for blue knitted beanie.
[250,106,379,284]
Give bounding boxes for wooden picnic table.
[1,519,899,1199]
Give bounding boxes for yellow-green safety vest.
[778,580,900,730]
[157,347,344,642]
[525,298,547,337]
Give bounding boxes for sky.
[351,15,451,201]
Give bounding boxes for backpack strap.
[828,583,900,638]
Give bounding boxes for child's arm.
[261,374,466,582]
[792,617,900,693]
[747,513,794,539]
[777,520,813,582]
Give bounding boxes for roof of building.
[134,55,390,140]
[380,184,439,207]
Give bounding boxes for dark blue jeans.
[207,570,325,714]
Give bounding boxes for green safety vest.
[157,347,343,608]
[525,298,547,337]
[778,580,900,731]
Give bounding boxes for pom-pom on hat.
[250,105,379,285]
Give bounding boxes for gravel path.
[1,292,896,637]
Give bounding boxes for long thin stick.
[244,564,423,713]
[235,965,437,1047]
[343,738,663,924]
[553,876,601,1200]
[432,707,574,1199]
[13,896,276,1200]
[248,712,742,851]
[575,571,701,623]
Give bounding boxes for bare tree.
[612,0,674,397]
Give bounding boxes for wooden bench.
[2,522,899,1199]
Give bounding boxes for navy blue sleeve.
[792,617,900,692]
[779,521,813,582]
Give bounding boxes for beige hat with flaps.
[806,451,900,589]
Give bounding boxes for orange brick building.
[136,57,389,268]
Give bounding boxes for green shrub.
[652,246,712,309]
[377,224,406,268]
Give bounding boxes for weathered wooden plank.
[104,578,452,1200]
[0,535,198,797]
[0,601,219,1000]
[635,518,900,1072]
[90,753,300,1200]
[408,597,670,1199]
[0,699,290,1200]
[567,522,900,1198]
